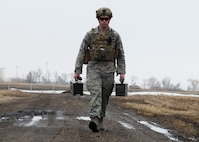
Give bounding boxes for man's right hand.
[74,73,82,81]
[119,74,125,84]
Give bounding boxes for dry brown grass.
[0,82,70,104]
[112,94,199,137]
[0,90,28,103]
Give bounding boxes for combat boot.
[89,117,99,132]
[98,118,105,131]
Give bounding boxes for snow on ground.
[14,87,199,97]
[127,91,199,97]
[84,91,199,97]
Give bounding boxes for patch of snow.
[118,121,135,130]
[128,92,199,97]
[139,121,179,141]
[84,91,199,97]
[19,89,66,94]
[76,116,91,121]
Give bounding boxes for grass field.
[0,90,29,103]
[112,94,199,138]
[0,82,70,103]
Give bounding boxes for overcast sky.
[0,0,199,88]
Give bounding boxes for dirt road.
[0,92,179,142]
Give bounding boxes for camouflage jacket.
[74,27,126,75]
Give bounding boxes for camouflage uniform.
[75,27,126,120]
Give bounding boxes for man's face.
[98,16,110,28]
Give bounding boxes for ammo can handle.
[75,76,82,81]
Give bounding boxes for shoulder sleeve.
[115,31,126,74]
[74,31,91,74]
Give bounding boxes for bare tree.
[188,79,199,91]
[54,71,58,83]
[45,71,51,83]
[162,77,172,89]
[142,79,148,89]
[36,68,42,82]
[58,76,65,84]
[61,73,67,83]
[26,71,34,83]
[173,83,181,91]
[146,77,161,89]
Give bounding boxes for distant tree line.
[130,76,199,91]
[2,68,199,91]
[6,68,73,85]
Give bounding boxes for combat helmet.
[96,7,112,18]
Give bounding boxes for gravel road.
[0,92,179,142]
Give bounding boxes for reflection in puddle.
[0,116,9,121]
[25,116,43,126]
[56,111,65,120]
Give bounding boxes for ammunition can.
[70,82,83,96]
[115,83,128,96]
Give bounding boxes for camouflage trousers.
[86,70,114,119]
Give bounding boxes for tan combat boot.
[98,118,105,131]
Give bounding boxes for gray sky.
[0,0,199,88]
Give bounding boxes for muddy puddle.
[0,110,68,127]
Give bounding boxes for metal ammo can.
[70,81,83,96]
[115,83,128,96]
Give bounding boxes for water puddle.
[138,121,180,141]
[0,110,66,127]
[1,111,92,128]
